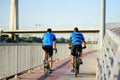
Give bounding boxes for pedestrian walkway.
[10,50,96,80]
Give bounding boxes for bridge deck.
[10,50,96,80]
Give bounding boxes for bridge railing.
[0,43,71,79]
[97,30,120,80]
[0,43,97,79]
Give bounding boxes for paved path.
[57,51,96,80]
[10,50,96,80]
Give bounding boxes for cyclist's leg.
[70,56,75,72]
[47,46,53,70]
[78,52,83,64]
[49,55,53,70]
[78,50,82,57]
[76,45,82,57]
[77,45,83,64]
[71,45,76,70]
[42,46,47,60]
[71,56,74,66]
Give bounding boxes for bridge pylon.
[9,0,19,42]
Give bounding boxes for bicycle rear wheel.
[74,57,78,77]
[44,54,50,77]
[74,57,80,77]
[76,58,80,74]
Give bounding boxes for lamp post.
[36,24,46,30]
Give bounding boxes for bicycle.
[43,48,57,77]
[69,46,86,77]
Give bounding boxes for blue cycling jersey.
[70,32,84,45]
[42,32,56,46]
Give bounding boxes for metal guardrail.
[0,43,71,79]
[97,30,120,80]
[0,43,97,79]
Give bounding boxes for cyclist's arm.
[53,34,57,49]
[69,33,73,47]
[81,34,86,47]
[53,40,56,49]
[69,40,72,47]
[82,40,86,47]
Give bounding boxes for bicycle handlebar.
[82,46,86,49]
[53,48,57,53]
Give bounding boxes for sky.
[0,0,120,30]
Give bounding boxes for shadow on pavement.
[37,60,71,80]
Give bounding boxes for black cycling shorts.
[71,45,82,56]
[42,46,53,56]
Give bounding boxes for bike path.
[10,50,96,80]
[57,51,96,80]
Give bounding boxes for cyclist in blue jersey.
[42,28,57,72]
[69,27,86,71]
